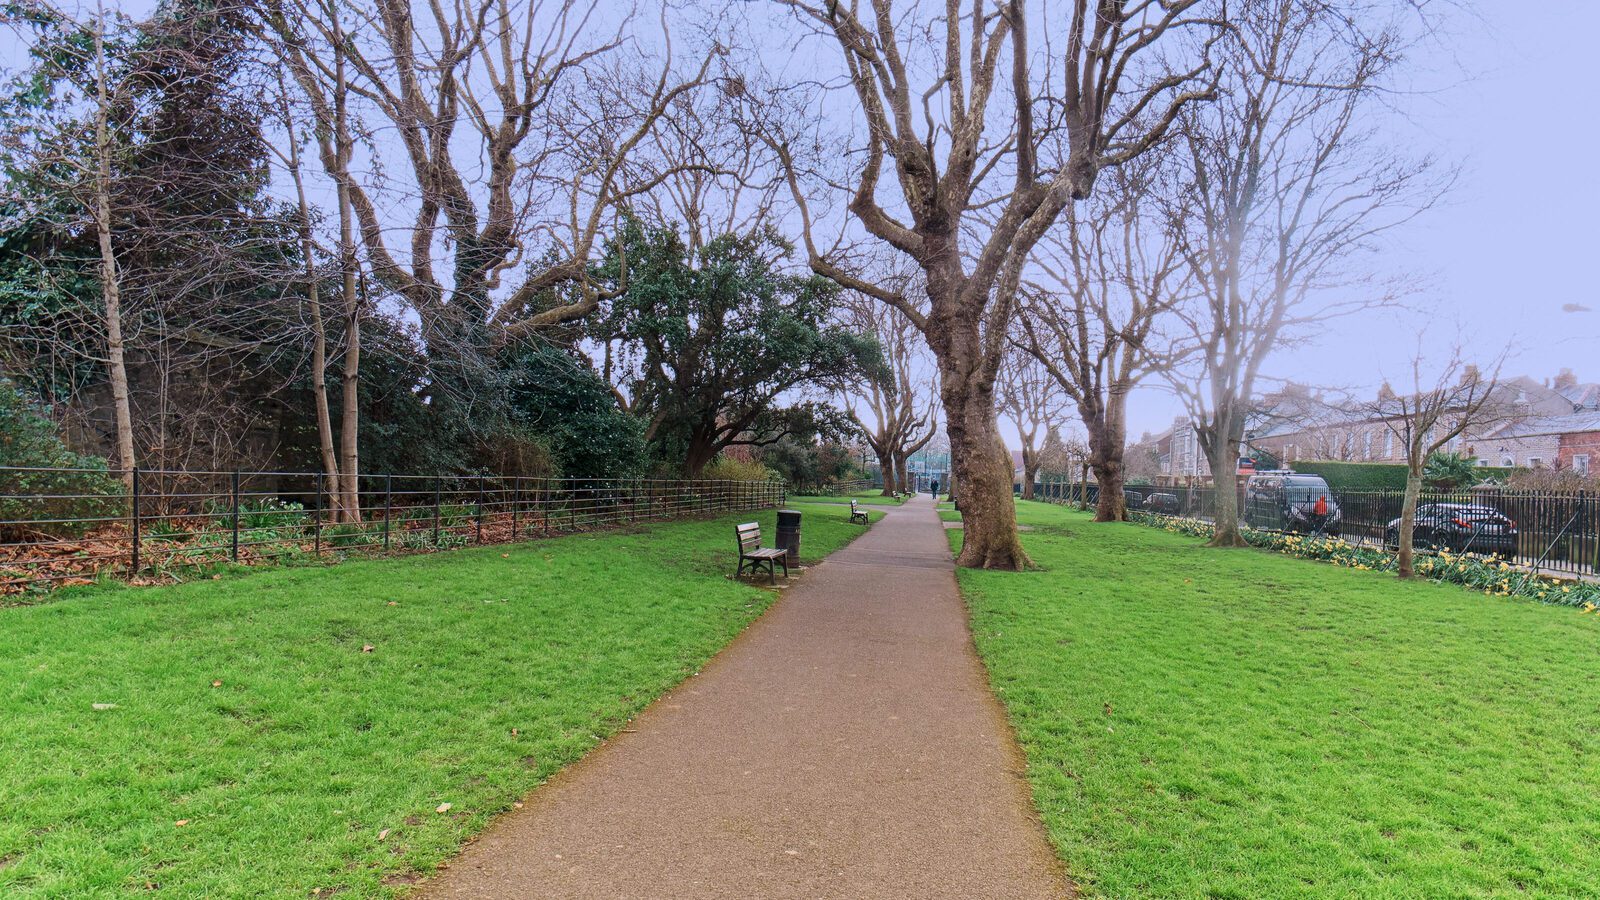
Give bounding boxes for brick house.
[1248,371,1600,470]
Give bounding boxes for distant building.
[1246,369,1600,471]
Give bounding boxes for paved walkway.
[419,495,1070,899]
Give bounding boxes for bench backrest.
[736,522,762,553]
[850,499,860,512]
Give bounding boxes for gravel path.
[418,494,1071,899]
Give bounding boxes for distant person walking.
[930,479,940,498]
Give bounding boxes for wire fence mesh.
[0,466,785,594]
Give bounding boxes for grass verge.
[787,489,908,505]
[0,502,876,898]
[955,501,1600,897]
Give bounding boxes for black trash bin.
[775,509,802,567]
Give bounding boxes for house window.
[1576,454,1591,476]
[1384,431,1394,458]
[1529,457,1544,469]
[1363,432,1373,460]
[1501,454,1515,467]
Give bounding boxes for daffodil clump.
[1128,511,1600,611]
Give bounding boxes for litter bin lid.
[776,509,803,526]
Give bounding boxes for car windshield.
[1283,478,1330,503]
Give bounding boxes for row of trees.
[0,0,887,512]
[1,0,1458,568]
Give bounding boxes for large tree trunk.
[942,366,1027,570]
[683,430,719,478]
[92,19,135,486]
[1092,455,1126,521]
[894,452,911,495]
[1021,459,1037,500]
[1207,455,1247,547]
[1087,394,1130,522]
[878,449,897,496]
[1397,469,1423,578]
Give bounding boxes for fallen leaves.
[361,644,374,653]
[211,680,223,688]
[91,702,117,711]
[174,819,189,827]
[377,828,390,842]
[435,803,452,814]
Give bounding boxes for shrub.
[1291,459,1517,492]
[0,379,124,540]
[700,455,780,483]
[1129,511,1600,610]
[1424,451,1480,490]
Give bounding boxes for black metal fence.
[0,466,785,594]
[1028,477,1600,578]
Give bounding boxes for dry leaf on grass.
[435,803,452,814]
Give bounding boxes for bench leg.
[779,556,788,582]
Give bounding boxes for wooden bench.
[849,499,870,525]
[735,522,789,584]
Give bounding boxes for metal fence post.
[476,475,485,543]
[512,476,521,536]
[130,466,141,577]
[230,469,240,562]
[433,477,442,547]
[313,471,323,556]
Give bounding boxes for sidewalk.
[419,494,1070,898]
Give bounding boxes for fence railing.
[1028,478,1600,578]
[0,466,785,594]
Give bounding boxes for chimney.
[1458,364,1480,387]
[1377,382,1396,402]
[1555,368,1578,390]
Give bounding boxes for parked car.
[1243,471,1342,536]
[1384,504,1518,556]
[1144,492,1180,514]
[1123,489,1144,509]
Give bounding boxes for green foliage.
[0,378,122,540]
[758,437,864,492]
[962,502,1600,897]
[1424,450,1481,489]
[500,343,646,479]
[0,504,869,895]
[1293,459,1517,491]
[594,221,883,473]
[699,455,779,483]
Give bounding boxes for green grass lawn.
[956,501,1600,898]
[0,501,876,898]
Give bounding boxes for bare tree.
[1164,0,1443,546]
[762,0,1220,569]
[260,0,717,412]
[839,292,938,497]
[88,2,136,482]
[1015,160,1189,520]
[996,347,1068,500]
[1366,341,1505,578]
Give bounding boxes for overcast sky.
[1109,0,1600,444]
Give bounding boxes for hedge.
[1290,460,1518,491]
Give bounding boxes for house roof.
[1557,382,1600,410]
[1483,410,1600,440]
